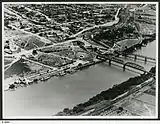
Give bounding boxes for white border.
[2,2,159,119]
[2,121,160,124]
[155,1,159,119]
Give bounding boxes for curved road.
[70,8,121,38]
[4,6,123,76]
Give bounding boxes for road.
[8,25,52,44]
[4,4,153,85]
[3,36,78,72]
[4,4,153,75]
[5,5,122,62]
[70,8,121,38]
[130,4,148,12]
[4,58,20,72]
[23,57,57,70]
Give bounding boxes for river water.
[4,40,156,117]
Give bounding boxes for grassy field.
[31,52,73,67]
[4,29,28,40]
[14,35,46,50]
[4,59,31,79]
[125,98,155,116]
[4,59,14,65]
[4,58,51,79]
[139,23,156,35]
[115,38,140,50]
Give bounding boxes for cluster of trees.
[149,66,156,74]
[142,34,156,44]
[11,5,27,14]
[93,24,136,42]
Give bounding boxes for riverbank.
[4,5,156,91]
[5,35,155,91]
[4,39,156,116]
[4,58,104,91]
[55,66,156,116]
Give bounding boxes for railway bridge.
[123,61,145,72]
[96,54,155,75]
[121,53,156,64]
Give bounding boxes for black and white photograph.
[2,2,158,118]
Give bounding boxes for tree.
[9,84,15,89]
[32,50,37,55]
[78,63,82,67]
[4,20,9,27]
[33,78,38,83]
[21,42,25,48]
[34,28,39,33]
[138,16,142,19]
[118,107,123,111]
[63,108,70,113]
[93,47,98,52]
[39,33,43,36]
[5,40,9,44]
[4,44,10,49]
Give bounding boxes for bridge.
[121,53,156,64]
[123,61,145,72]
[96,54,155,75]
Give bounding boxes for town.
[3,3,156,117]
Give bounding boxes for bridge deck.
[97,54,154,75]
[125,54,156,61]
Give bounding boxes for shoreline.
[55,66,156,116]
[4,6,121,91]
[4,59,104,91]
[4,4,156,91]
[4,37,156,92]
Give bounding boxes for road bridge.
[96,54,154,75]
[123,61,145,72]
[122,53,156,64]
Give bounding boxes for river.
[4,40,156,117]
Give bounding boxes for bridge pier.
[123,64,126,71]
[124,54,127,59]
[143,71,147,75]
[144,57,147,64]
[129,54,156,63]
[109,59,111,66]
[134,55,137,61]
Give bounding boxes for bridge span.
[96,54,155,76]
[121,53,156,64]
